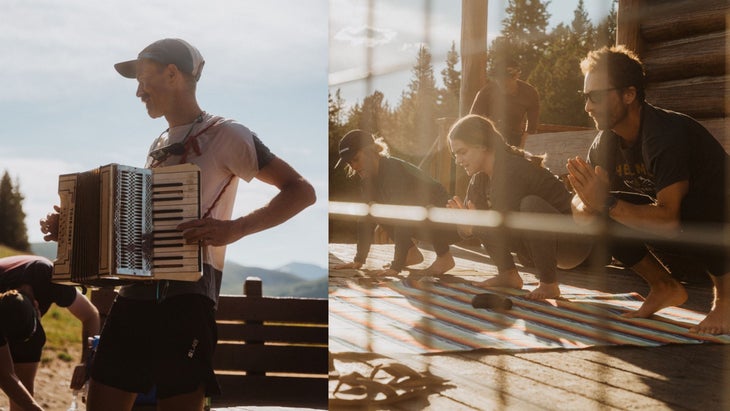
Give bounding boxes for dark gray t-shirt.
[587,103,728,223]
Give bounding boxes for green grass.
[41,305,82,363]
[1,245,82,363]
[0,244,24,258]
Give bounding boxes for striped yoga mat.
[329,278,730,354]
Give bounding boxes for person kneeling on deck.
[332,129,460,276]
[567,45,730,335]
[447,114,593,300]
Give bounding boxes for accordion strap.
[179,117,227,164]
[202,175,234,219]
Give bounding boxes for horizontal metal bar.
[329,201,730,250]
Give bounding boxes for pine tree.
[490,0,551,79]
[593,0,617,49]
[0,170,29,251]
[438,41,461,120]
[328,89,357,202]
[393,45,439,162]
[527,0,599,127]
[571,0,593,48]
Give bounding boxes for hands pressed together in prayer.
[566,156,611,214]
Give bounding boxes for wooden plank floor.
[329,243,730,410]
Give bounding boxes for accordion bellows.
[53,163,203,286]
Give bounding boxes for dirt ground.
[0,346,81,411]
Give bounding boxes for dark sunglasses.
[580,87,619,104]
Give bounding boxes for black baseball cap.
[335,129,375,168]
[0,291,38,342]
[114,38,205,81]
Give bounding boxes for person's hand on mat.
[334,261,363,270]
[446,196,476,237]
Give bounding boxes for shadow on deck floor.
[329,243,729,410]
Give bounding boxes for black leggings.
[608,192,728,276]
[478,195,593,283]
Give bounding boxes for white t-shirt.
[120,112,267,303]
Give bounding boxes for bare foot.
[423,253,455,275]
[690,300,730,335]
[623,279,688,319]
[405,245,425,266]
[525,282,560,300]
[473,269,523,290]
[333,261,363,270]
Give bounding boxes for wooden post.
[456,0,488,197]
[243,276,262,297]
[459,0,487,117]
[617,0,643,54]
[243,276,264,375]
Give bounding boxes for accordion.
[53,163,203,286]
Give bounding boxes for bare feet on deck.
[690,275,730,335]
[622,278,687,319]
[525,282,560,300]
[423,252,455,275]
[690,302,730,335]
[474,269,523,290]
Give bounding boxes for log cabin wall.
[619,0,729,151]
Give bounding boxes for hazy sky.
[0,0,328,270]
[329,0,613,108]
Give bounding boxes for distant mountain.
[221,261,327,298]
[30,242,57,260]
[274,262,327,281]
[27,242,327,298]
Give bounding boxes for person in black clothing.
[567,45,730,334]
[332,129,460,276]
[0,289,42,411]
[0,255,100,410]
[447,114,592,299]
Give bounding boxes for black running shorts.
[90,293,220,398]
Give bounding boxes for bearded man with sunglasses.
[41,38,315,410]
[567,45,729,335]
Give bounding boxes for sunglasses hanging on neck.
[148,113,204,162]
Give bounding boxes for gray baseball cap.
[114,38,205,81]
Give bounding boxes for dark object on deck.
[472,293,513,310]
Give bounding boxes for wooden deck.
[329,243,730,410]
